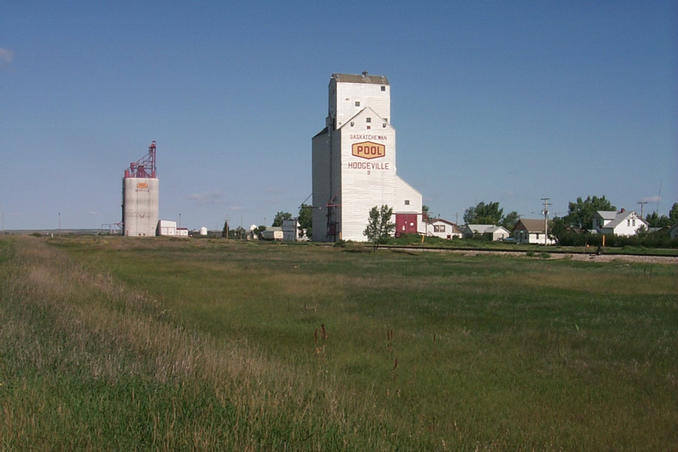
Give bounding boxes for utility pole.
[540,198,550,246]
[637,201,648,219]
[178,213,182,228]
[58,212,61,232]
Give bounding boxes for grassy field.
[1,236,677,450]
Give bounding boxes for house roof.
[516,219,546,233]
[596,210,618,221]
[465,224,507,234]
[332,73,389,85]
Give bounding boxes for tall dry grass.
[0,237,404,450]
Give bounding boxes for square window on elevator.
[405,200,410,205]
[381,86,386,91]
[355,101,360,107]
[366,117,371,123]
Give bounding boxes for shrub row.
[556,231,678,248]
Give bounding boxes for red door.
[395,214,418,237]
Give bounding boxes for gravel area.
[383,246,678,264]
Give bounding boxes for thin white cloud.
[0,48,14,66]
[642,195,661,203]
[187,191,225,205]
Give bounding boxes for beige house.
[513,219,555,245]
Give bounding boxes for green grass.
[1,235,677,449]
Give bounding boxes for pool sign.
[352,141,385,160]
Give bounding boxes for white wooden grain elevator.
[312,72,422,241]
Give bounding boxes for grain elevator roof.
[332,73,389,85]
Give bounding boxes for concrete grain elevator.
[122,141,159,236]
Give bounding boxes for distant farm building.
[514,219,555,245]
[157,220,177,236]
[425,218,463,239]
[282,218,308,241]
[261,227,283,241]
[462,224,510,241]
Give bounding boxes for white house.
[462,224,511,241]
[593,209,647,236]
[312,72,423,242]
[513,219,555,245]
[424,218,463,239]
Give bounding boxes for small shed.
[261,227,283,240]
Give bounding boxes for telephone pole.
[541,198,551,245]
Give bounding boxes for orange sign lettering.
[352,141,385,160]
[136,182,148,189]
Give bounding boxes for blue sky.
[2,1,676,230]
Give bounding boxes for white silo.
[122,141,159,237]
[199,226,208,236]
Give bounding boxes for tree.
[222,220,229,238]
[272,211,292,227]
[463,201,503,225]
[464,201,519,228]
[298,203,312,238]
[564,195,616,230]
[363,205,395,245]
[550,217,568,243]
[501,211,520,231]
[422,205,430,217]
[645,211,671,228]
[670,202,678,225]
[228,226,246,239]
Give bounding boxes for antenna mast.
[637,201,648,219]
